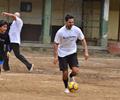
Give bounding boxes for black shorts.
[58,53,79,71]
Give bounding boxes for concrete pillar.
[100,0,110,47]
[42,0,52,44]
[118,0,120,41]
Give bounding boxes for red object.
[108,42,120,54]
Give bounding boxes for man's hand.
[81,39,89,61]
[1,12,7,16]
[53,43,59,65]
[53,57,58,65]
[84,52,89,60]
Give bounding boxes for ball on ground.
[68,81,79,92]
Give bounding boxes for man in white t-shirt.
[2,12,33,72]
[53,14,89,93]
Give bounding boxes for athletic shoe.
[28,64,34,72]
[4,69,10,72]
[4,70,10,73]
[64,88,70,93]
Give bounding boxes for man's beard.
[66,25,72,30]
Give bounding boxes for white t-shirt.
[54,25,84,57]
[9,16,23,44]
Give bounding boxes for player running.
[53,14,89,93]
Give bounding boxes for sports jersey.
[9,16,23,44]
[54,25,84,57]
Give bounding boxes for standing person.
[3,23,11,71]
[53,14,89,93]
[0,20,9,73]
[2,12,33,72]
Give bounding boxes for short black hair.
[65,14,74,22]
[0,20,8,27]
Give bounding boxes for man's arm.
[53,43,59,64]
[1,12,16,20]
[81,38,89,60]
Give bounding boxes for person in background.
[2,12,33,72]
[0,20,10,73]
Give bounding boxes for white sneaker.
[64,88,70,93]
[29,64,34,72]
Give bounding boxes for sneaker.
[4,70,10,73]
[68,72,75,82]
[28,64,34,72]
[3,68,10,72]
[64,88,70,94]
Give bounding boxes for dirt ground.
[0,49,120,100]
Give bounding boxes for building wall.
[108,0,119,41]
[9,0,43,41]
[0,0,8,20]
[8,0,43,25]
[21,0,42,25]
[82,0,100,40]
[51,0,64,26]
[51,0,82,26]
[0,0,120,42]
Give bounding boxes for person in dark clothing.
[2,23,11,71]
[0,20,10,73]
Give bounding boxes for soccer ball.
[68,81,79,92]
